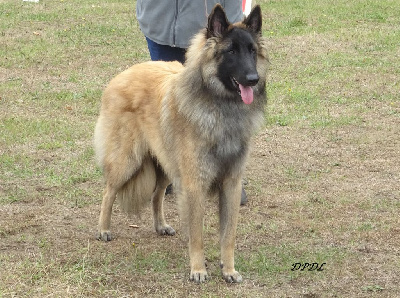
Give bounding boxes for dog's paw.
[222,270,243,283]
[156,225,176,236]
[190,269,208,283]
[97,231,112,241]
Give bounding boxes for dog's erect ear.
[243,5,262,34]
[207,4,230,38]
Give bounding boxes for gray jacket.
[136,0,243,48]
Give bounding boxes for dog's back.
[94,60,183,169]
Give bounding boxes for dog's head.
[184,4,268,106]
[206,4,264,104]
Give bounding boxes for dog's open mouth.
[231,77,254,105]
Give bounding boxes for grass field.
[1,0,399,297]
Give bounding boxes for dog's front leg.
[219,177,243,283]
[181,186,207,283]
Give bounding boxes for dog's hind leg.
[97,183,119,241]
[152,164,175,236]
[219,176,243,283]
[97,153,143,241]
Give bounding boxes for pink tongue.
[239,84,254,104]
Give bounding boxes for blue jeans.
[146,37,186,64]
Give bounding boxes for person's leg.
[146,37,186,64]
[240,188,248,206]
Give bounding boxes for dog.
[94,4,268,283]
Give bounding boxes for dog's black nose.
[246,73,259,86]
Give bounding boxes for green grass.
[1,0,399,296]
[264,0,400,129]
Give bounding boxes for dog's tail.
[117,157,156,215]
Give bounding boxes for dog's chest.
[211,125,245,157]
[199,112,249,169]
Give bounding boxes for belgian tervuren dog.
[94,4,268,283]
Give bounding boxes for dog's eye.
[250,47,257,59]
[228,49,235,54]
